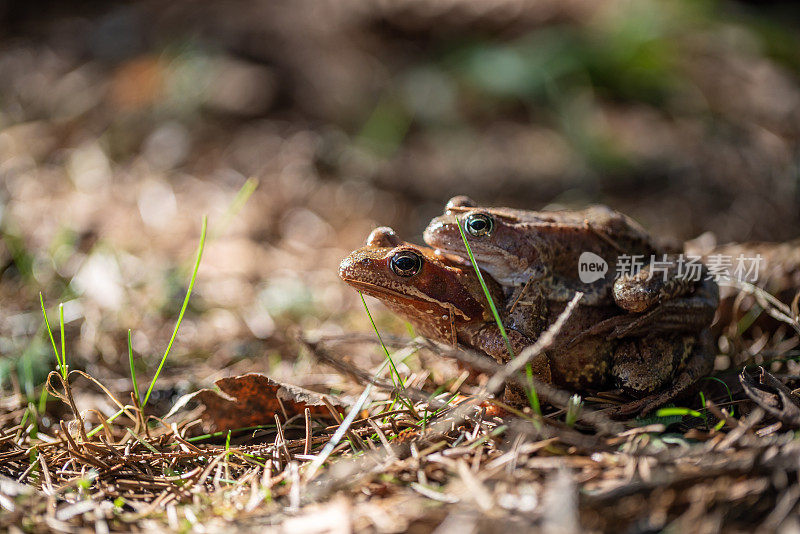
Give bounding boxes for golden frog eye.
[390,251,422,277]
[464,213,494,237]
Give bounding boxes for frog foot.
[609,334,714,418]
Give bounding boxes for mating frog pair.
[339,197,719,415]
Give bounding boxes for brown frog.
[423,196,719,339]
[339,227,713,415]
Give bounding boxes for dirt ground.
[2,1,800,532]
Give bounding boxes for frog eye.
[464,213,494,237]
[390,251,422,277]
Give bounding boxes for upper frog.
[423,195,677,309]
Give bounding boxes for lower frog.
[339,227,714,415]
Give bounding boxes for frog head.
[339,226,498,342]
[423,196,547,286]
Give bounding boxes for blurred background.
[1,0,799,404]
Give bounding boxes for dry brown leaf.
[739,367,800,427]
[194,373,346,431]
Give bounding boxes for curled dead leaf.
[171,373,347,432]
[739,366,800,428]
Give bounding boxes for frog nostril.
[423,221,445,241]
[338,258,353,278]
[338,256,364,279]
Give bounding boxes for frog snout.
[338,254,371,282]
[338,256,357,281]
[422,218,450,247]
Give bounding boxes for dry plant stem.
[276,397,290,422]
[714,408,765,451]
[52,369,140,436]
[318,332,415,347]
[704,401,736,432]
[721,280,800,335]
[16,458,39,483]
[131,392,145,436]
[38,452,53,493]
[305,384,374,482]
[97,437,140,471]
[367,418,396,459]
[303,408,312,456]
[46,371,88,443]
[485,291,583,395]
[170,424,201,452]
[274,415,292,463]
[68,374,117,418]
[300,337,451,410]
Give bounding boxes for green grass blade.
[698,391,709,425]
[359,292,402,386]
[700,376,735,417]
[655,407,703,418]
[37,385,48,413]
[211,177,259,240]
[455,220,514,358]
[39,293,65,378]
[142,216,207,408]
[565,394,582,427]
[456,217,543,411]
[525,364,542,415]
[358,292,417,415]
[86,406,128,438]
[128,329,140,405]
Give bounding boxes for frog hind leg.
[611,334,691,394]
[611,331,714,417]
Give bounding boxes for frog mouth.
[340,277,420,302]
[341,277,471,323]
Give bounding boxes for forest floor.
[2,1,800,532]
